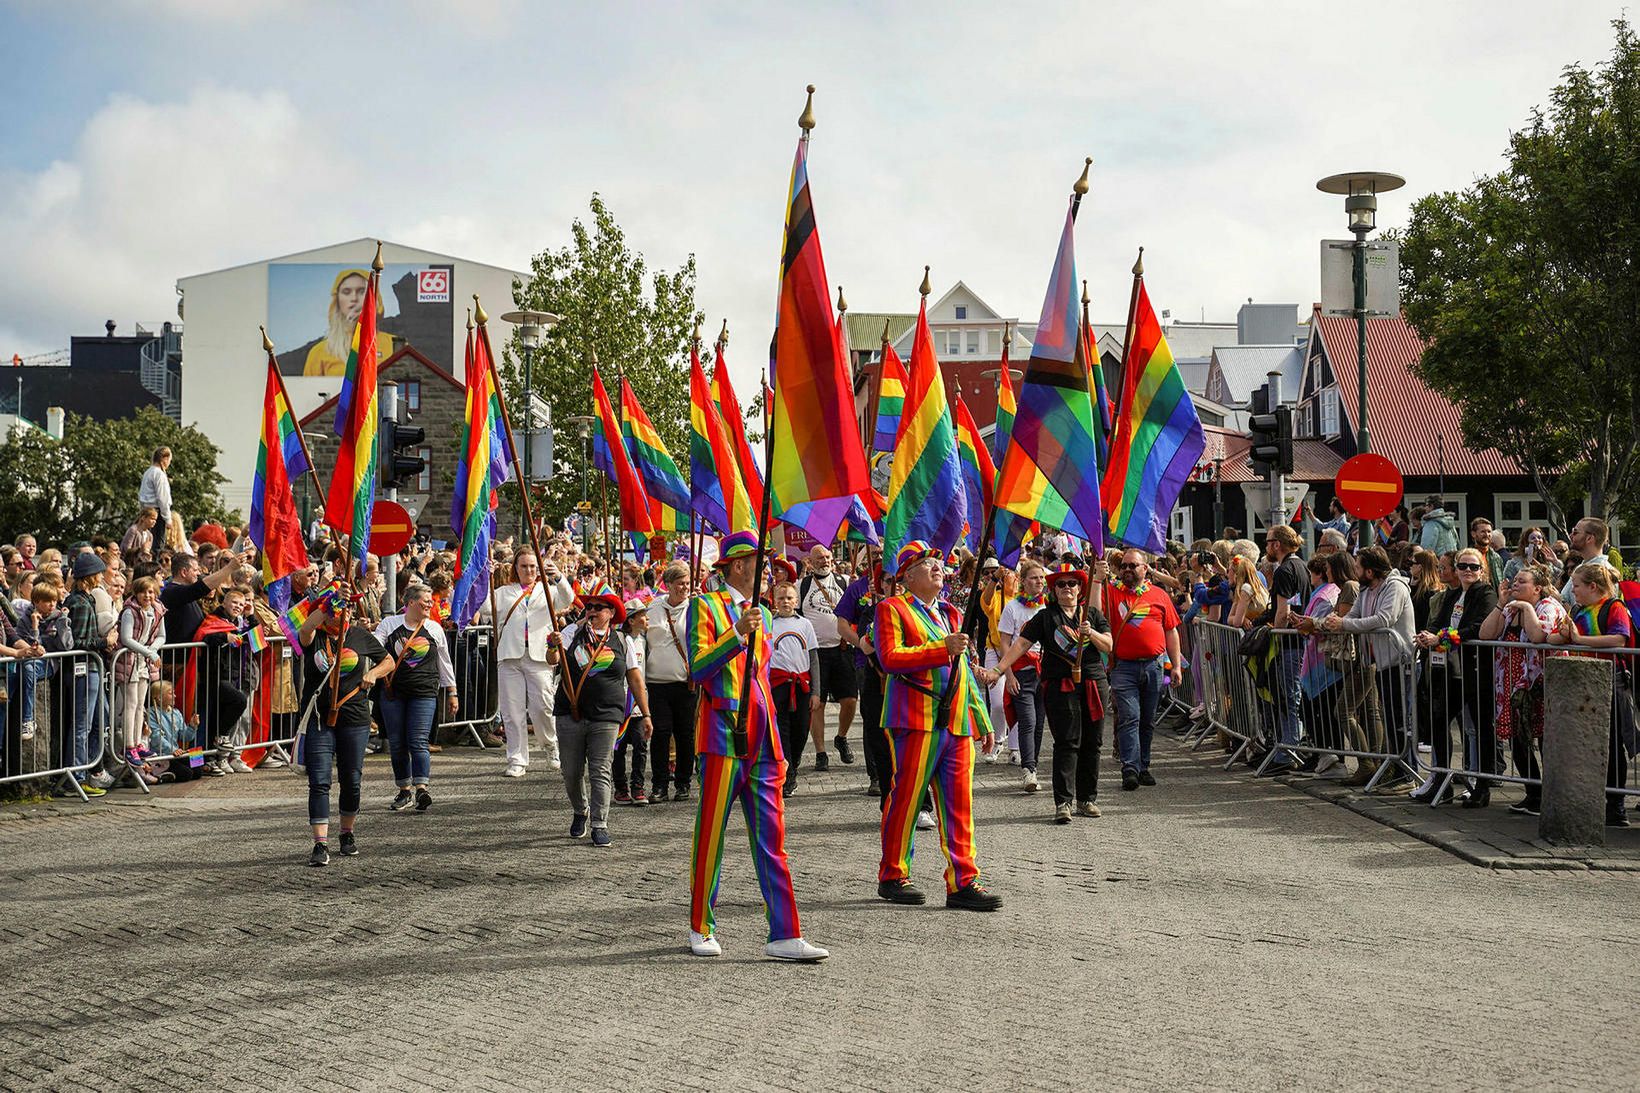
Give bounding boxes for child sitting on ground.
[145,680,196,784]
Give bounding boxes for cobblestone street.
[3,731,1636,1092]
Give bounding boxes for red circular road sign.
[368,499,416,556]
[1334,453,1404,521]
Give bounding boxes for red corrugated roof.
[298,344,463,428]
[1194,425,1343,484]
[1313,308,1520,477]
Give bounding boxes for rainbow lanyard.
[518,582,537,646]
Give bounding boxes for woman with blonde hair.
[1225,555,1270,630]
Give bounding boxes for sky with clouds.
[0,0,1628,395]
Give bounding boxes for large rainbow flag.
[766,134,871,520]
[884,295,966,568]
[993,197,1104,547]
[322,263,381,572]
[690,343,753,534]
[449,320,512,627]
[872,341,910,456]
[709,341,765,518]
[989,325,1034,564]
[1101,278,1205,552]
[953,394,996,555]
[249,357,310,639]
[620,376,690,537]
[1082,307,1114,468]
[591,366,655,539]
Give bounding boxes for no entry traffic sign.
[368,499,416,556]
[1334,453,1404,521]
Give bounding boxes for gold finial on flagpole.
[717,319,729,347]
[692,321,702,347]
[919,266,932,298]
[880,318,891,345]
[798,85,816,132]
[836,285,847,314]
[259,325,273,353]
[1133,246,1145,278]
[371,240,384,272]
[1074,157,1092,196]
[1081,280,1091,308]
[472,295,489,325]
[466,308,473,332]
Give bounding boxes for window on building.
[954,305,967,319]
[988,330,1000,355]
[1494,493,1550,543]
[966,331,979,354]
[1319,388,1340,437]
[417,446,432,492]
[402,380,421,413]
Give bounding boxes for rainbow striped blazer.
[688,588,779,760]
[874,594,991,737]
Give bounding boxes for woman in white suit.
[480,549,575,777]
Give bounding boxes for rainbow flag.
[322,264,381,572]
[620,377,690,537]
[591,367,655,539]
[994,197,1104,546]
[884,296,966,568]
[873,342,910,456]
[449,320,512,627]
[1082,311,1114,467]
[1101,278,1205,552]
[767,134,871,518]
[249,358,310,633]
[992,335,1017,463]
[953,394,996,555]
[690,344,753,534]
[709,343,765,518]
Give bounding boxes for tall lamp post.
[1317,170,1404,547]
[499,308,561,539]
[565,414,595,555]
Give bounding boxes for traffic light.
[1249,407,1294,477]
[379,417,426,490]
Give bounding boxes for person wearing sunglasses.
[983,563,1112,822]
[1412,547,1497,805]
[1104,550,1182,791]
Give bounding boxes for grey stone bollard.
[1541,655,1611,847]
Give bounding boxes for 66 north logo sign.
[416,268,451,303]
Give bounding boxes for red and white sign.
[416,268,451,303]
[368,499,416,556]
[1334,453,1404,521]
[783,523,821,559]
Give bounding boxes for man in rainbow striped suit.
[686,531,829,962]
[875,540,1003,911]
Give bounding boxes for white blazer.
[480,578,575,662]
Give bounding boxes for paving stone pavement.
[2,729,1638,1092]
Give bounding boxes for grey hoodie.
[1419,508,1459,555]
[1335,571,1414,666]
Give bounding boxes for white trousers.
[497,658,556,768]
[983,648,1016,750]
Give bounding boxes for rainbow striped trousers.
[878,728,980,893]
[689,752,802,942]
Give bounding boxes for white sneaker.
[216,758,235,774]
[1315,754,1342,775]
[261,755,287,768]
[916,809,936,831]
[87,769,116,790]
[20,720,35,740]
[550,757,562,770]
[230,759,253,774]
[1416,743,1432,755]
[502,764,526,778]
[1023,769,1040,793]
[982,748,997,764]
[689,931,722,957]
[764,936,829,962]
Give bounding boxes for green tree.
[1400,19,1640,533]
[0,407,234,544]
[502,194,702,533]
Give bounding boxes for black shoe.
[865,778,881,797]
[814,752,830,773]
[1244,748,1270,769]
[1510,798,1541,816]
[337,832,358,857]
[1257,761,1295,778]
[782,779,796,798]
[877,879,927,905]
[1608,808,1631,828]
[1121,769,1139,791]
[946,883,1003,912]
[1294,753,1322,774]
[1461,789,1491,810]
[1137,770,1157,787]
[388,789,414,811]
[672,787,690,803]
[570,813,589,839]
[652,786,669,802]
[308,841,330,868]
[834,736,855,764]
[415,787,433,812]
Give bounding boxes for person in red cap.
[686,530,828,962]
[875,540,1001,912]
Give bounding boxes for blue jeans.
[379,693,435,787]
[7,657,51,726]
[71,663,104,777]
[1111,656,1164,772]
[1013,667,1046,772]
[305,720,370,824]
[1275,645,1304,763]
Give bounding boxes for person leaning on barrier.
[1321,547,1415,791]
[64,553,115,794]
[1548,562,1635,828]
[1411,547,1497,806]
[1479,565,1567,816]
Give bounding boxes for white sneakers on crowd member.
[1315,754,1343,776]
[1023,769,1040,793]
[764,937,829,962]
[20,720,35,740]
[87,769,116,790]
[982,748,997,764]
[916,810,936,831]
[550,757,562,770]
[262,754,287,769]
[230,758,253,774]
[502,764,526,778]
[689,931,722,957]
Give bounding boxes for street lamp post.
[499,309,561,540]
[1317,170,1404,548]
[565,414,595,556]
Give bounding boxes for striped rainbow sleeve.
[875,599,949,673]
[689,594,744,683]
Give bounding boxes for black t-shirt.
[161,578,212,644]
[379,620,443,698]
[1268,555,1308,620]
[552,623,629,723]
[1020,603,1111,682]
[303,627,389,726]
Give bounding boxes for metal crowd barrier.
[0,648,108,800]
[440,624,499,748]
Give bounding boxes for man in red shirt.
[1101,549,1182,791]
